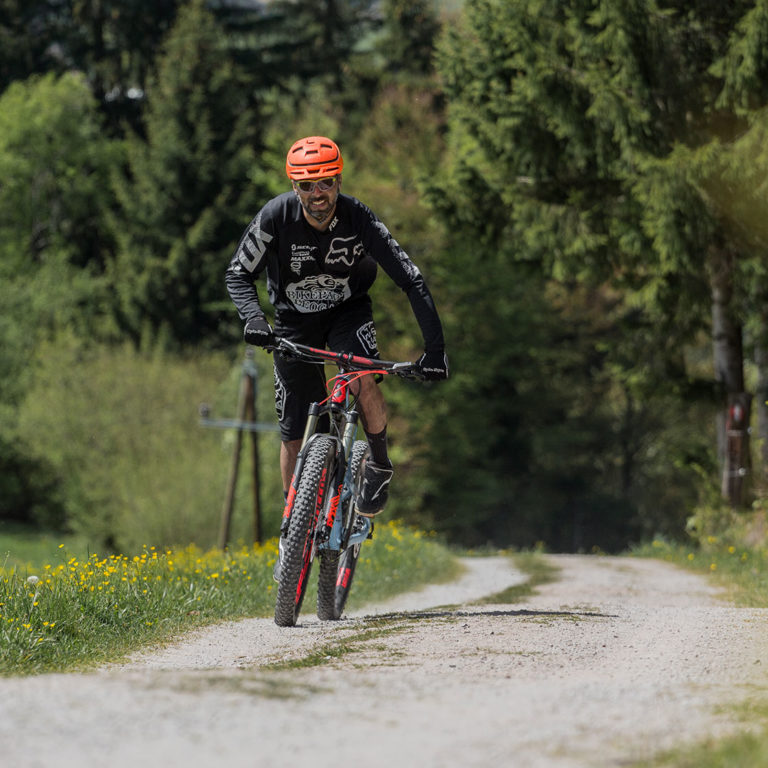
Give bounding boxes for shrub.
[15,335,283,552]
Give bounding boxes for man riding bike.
[225,136,448,542]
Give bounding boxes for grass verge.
[635,539,768,607]
[0,522,91,571]
[633,731,768,768]
[0,520,457,677]
[633,539,768,767]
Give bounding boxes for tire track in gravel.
[1,555,768,768]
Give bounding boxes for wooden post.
[219,363,248,550]
[722,392,752,507]
[243,350,262,544]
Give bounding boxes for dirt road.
[2,555,768,767]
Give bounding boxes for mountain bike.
[271,338,423,627]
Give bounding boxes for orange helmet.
[286,136,344,180]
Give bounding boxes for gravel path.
[2,554,768,767]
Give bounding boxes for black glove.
[417,349,449,381]
[244,316,275,348]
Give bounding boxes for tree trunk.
[709,245,750,506]
[754,309,768,482]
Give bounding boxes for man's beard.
[297,191,337,223]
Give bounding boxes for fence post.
[243,350,262,544]
[218,360,248,550]
[722,391,752,507]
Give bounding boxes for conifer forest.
[4,0,768,553]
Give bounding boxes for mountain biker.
[225,135,448,523]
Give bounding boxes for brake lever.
[265,338,291,355]
[391,362,425,381]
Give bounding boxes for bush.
[15,335,283,552]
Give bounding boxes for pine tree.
[110,0,267,347]
[434,0,768,509]
[376,0,440,78]
[0,0,181,134]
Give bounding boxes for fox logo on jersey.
[326,236,364,267]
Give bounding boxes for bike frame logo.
[314,468,328,523]
[325,236,364,266]
[325,485,342,530]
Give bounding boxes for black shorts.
[273,296,379,441]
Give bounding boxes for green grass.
[636,538,768,607]
[0,520,458,676]
[261,550,556,672]
[264,619,409,671]
[476,551,559,604]
[14,338,284,554]
[633,539,768,766]
[0,522,91,570]
[633,731,768,768]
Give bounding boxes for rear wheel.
[316,550,340,621]
[274,437,335,627]
[334,540,362,617]
[317,440,369,620]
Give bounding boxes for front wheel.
[274,436,335,627]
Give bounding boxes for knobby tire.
[274,436,335,627]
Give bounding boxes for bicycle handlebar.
[270,338,425,380]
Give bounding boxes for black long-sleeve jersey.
[225,192,445,352]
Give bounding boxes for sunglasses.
[294,177,337,193]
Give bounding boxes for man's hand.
[244,316,275,348]
[417,349,449,381]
